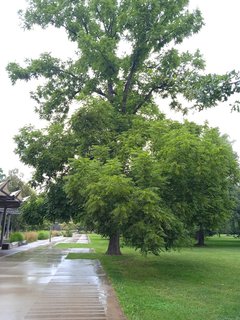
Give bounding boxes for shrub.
[24,231,38,243]
[51,230,62,237]
[9,232,24,243]
[61,221,75,237]
[62,230,73,237]
[37,231,49,240]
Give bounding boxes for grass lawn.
[56,235,240,320]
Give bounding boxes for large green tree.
[7,0,240,254]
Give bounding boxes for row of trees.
[6,0,240,254]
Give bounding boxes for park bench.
[1,240,27,250]
[1,241,19,250]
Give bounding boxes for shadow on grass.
[62,235,240,284]
[66,249,213,284]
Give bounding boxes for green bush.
[9,232,24,243]
[62,230,73,237]
[37,230,49,240]
[61,221,77,237]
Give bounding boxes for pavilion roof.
[0,180,22,209]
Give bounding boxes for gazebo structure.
[0,180,22,247]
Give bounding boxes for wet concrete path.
[0,235,125,320]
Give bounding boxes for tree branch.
[122,56,139,113]
[96,7,108,33]
[94,88,108,98]
[80,18,89,35]
[133,84,166,114]
[61,23,78,39]
[107,81,115,101]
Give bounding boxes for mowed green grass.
[56,235,240,320]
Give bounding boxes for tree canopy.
[7,0,240,254]
[7,0,240,120]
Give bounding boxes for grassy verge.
[56,235,240,320]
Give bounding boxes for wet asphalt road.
[0,236,125,320]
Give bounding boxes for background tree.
[20,193,47,230]
[20,178,76,230]
[0,168,6,182]
[7,168,34,197]
[44,178,77,223]
[154,123,240,245]
[3,168,35,232]
[222,187,240,236]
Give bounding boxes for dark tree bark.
[106,233,122,255]
[196,226,205,246]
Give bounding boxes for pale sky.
[1,0,240,181]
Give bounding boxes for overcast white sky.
[1,0,240,181]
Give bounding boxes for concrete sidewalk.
[0,236,66,258]
[0,235,126,320]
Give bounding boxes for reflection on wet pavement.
[0,235,126,320]
[70,248,94,253]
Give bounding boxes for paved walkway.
[0,235,126,320]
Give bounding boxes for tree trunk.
[106,233,122,255]
[196,226,205,246]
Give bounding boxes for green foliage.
[65,153,188,254]
[44,179,76,223]
[62,230,73,237]
[9,232,24,242]
[155,123,240,235]
[20,178,75,230]
[14,124,76,183]
[7,168,34,197]
[0,168,6,182]
[66,116,240,252]
[8,0,240,120]
[61,220,77,237]
[71,99,120,155]
[20,194,47,229]
[223,186,240,235]
[37,230,49,240]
